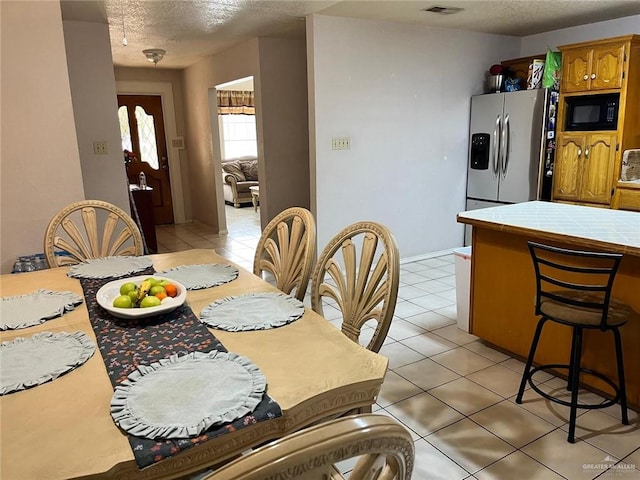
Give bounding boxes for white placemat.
[200,293,304,331]
[110,350,266,439]
[156,264,239,290]
[67,256,153,279]
[0,290,84,330]
[0,331,96,395]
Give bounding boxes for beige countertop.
[457,201,640,256]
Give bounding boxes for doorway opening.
[214,76,260,237]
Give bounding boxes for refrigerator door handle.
[502,114,510,178]
[493,115,501,177]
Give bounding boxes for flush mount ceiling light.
[422,5,465,14]
[142,49,166,65]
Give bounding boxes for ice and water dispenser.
[470,133,490,170]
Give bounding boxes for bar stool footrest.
[527,364,620,410]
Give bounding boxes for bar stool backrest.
[527,241,622,329]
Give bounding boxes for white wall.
[63,21,130,212]
[0,1,85,273]
[307,15,520,258]
[521,14,640,55]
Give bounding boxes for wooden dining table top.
[0,249,389,480]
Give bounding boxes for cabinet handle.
[585,147,590,158]
[591,73,596,80]
[578,147,582,157]
[583,74,589,81]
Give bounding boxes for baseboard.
[400,248,455,265]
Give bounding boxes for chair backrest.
[311,222,400,353]
[44,200,144,268]
[527,241,622,329]
[253,207,316,301]
[203,414,414,480]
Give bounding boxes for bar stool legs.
[612,328,630,426]
[516,318,630,443]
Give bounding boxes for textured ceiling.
[60,0,640,69]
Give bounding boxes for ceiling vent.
[422,5,464,14]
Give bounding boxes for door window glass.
[118,106,133,152]
[135,106,159,169]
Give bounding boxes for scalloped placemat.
[0,331,96,395]
[0,290,84,330]
[110,350,266,439]
[200,293,304,331]
[67,256,153,279]
[156,264,239,290]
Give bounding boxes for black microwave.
[564,93,619,131]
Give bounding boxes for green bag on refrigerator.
[542,49,562,90]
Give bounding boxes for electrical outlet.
[331,137,351,150]
[93,141,108,154]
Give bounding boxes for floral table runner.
[78,267,282,469]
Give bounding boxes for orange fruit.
[164,284,178,297]
[155,292,167,301]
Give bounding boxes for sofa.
[221,157,259,207]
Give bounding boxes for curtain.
[217,90,255,115]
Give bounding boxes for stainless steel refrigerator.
[464,89,552,245]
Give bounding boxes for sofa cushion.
[240,160,259,181]
[222,161,246,182]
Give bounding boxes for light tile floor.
[159,206,640,479]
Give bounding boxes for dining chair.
[203,414,414,480]
[310,221,400,353]
[44,200,144,267]
[253,207,316,301]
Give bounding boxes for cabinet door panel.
[581,133,617,204]
[553,135,582,200]
[591,45,625,90]
[562,49,592,92]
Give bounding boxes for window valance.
[217,90,255,115]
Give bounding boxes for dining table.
[0,249,388,480]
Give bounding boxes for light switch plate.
[332,137,351,150]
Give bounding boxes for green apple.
[112,295,133,308]
[140,296,162,308]
[149,285,166,296]
[127,290,139,304]
[119,282,137,296]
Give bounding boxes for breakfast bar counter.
[457,201,640,409]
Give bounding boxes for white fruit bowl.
[96,275,187,319]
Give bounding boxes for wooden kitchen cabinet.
[554,133,617,204]
[581,133,617,203]
[561,42,625,93]
[553,135,582,200]
[553,35,640,210]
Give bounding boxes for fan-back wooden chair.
[203,414,414,480]
[311,221,400,354]
[44,200,144,268]
[253,207,316,301]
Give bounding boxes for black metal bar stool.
[515,241,634,443]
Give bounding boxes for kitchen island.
[457,201,640,409]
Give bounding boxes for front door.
[118,95,174,224]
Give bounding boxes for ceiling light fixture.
[422,5,464,14]
[143,49,166,65]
